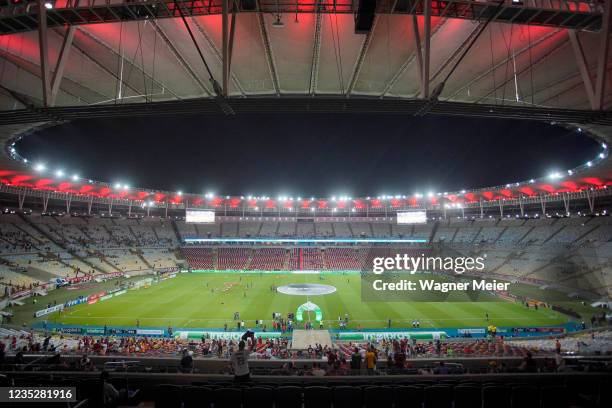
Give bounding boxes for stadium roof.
[0,0,611,208]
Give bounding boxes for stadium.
[0,0,611,406]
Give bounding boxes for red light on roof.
[35,179,54,189]
[482,191,494,200]
[583,177,604,186]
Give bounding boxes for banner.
[176,331,283,341]
[60,327,82,334]
[136,329,164,336]
[96,272,124,281]
[156,267,179,273]
[335,331,448,341]
[35,304,64,318]
[458,328,486,335]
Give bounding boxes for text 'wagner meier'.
[370,253,510,293]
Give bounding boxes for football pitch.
[30,273,572,330]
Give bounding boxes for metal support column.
[50,26,75,106]
[37,0,51,107]
[562,192,570,215]
[422,0,432,98]
[595,0,611,110]
[222,0,230,96]
[42,192,49,213]
[586,189,595,214]
[18,188,26,210]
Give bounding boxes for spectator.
[365,346,377,375]
[179,349,194,373]
[350,347,361,373]
[434,361,450,374]
[79,353,92,370]
[230,340,252,382]
[518,351,537,373]
[101,371,125,407]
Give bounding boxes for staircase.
[133,249,154,270]
[170,219,183,243]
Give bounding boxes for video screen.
[185,209,215,223]
[397,210,427,224]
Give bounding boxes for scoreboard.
[396,210,427,224]
[185,209,215,224]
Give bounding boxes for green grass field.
[11,273,577,330]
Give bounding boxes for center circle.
[277,284,337,296]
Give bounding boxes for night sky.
[16,114,600,197]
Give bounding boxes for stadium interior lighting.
[427,192,434,198]
[114,183,121,189]
[123,185,129,190]
[587,161,592,167]
[34,163,45,172]
[548,172,562,180]
[529,179,535,183]
[71,174,79,181]
[177,191,183,196]
[55,170,64,177]
[599,153,605,159]
[44,2,53,9]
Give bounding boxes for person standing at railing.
[230,335,254,382]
